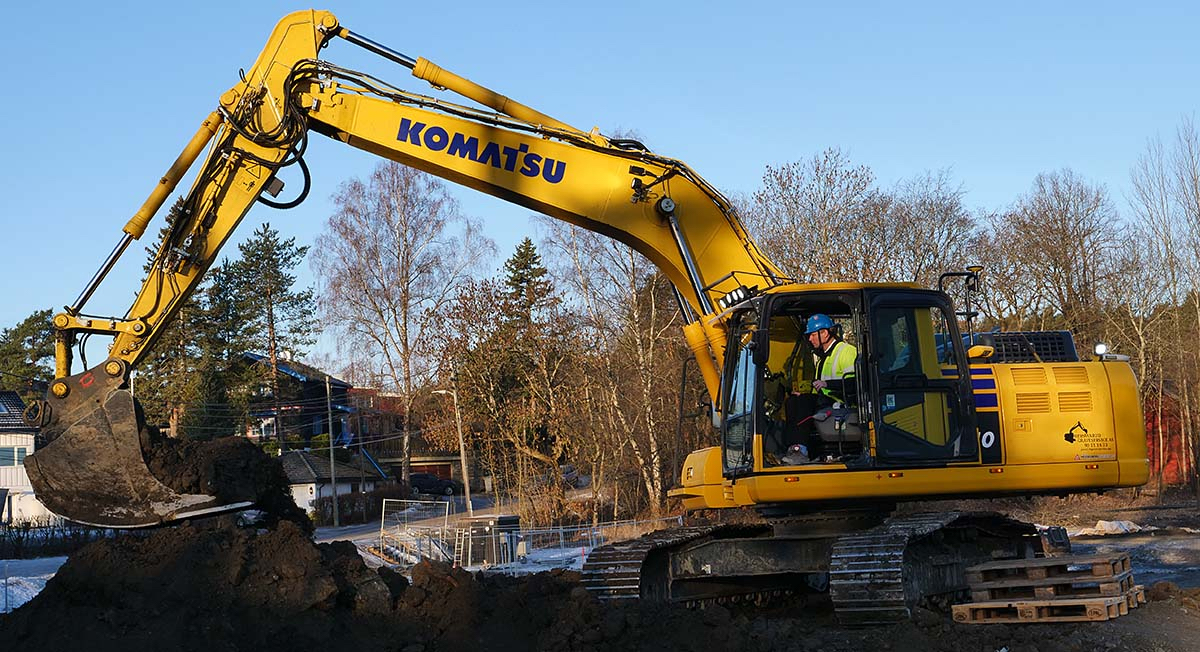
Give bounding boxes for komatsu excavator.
[25,10,1147,623]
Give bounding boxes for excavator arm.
[25,10,782,527]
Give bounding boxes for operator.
[806,313,857,401]
[782,314,857,463]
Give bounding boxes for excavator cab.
[721,286,979,476]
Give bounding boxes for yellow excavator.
[24,10,1147,623]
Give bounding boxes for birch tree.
[537,219,697,516]
[312,161,493,484]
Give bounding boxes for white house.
[279,450,389,514]
[0,391,52,523]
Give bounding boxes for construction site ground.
[2,487,1199,651]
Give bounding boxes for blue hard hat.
[805,313,834,334]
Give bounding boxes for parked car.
[533,463,583,489]
[409,472,461,496]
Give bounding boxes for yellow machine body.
[30,10,1147,527]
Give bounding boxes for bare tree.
[987,170,1124,343]
[972,212,1048,330]
[743,148,879,282]
[885,171,977,286]
[537,218,693,516]
[312,162,494,484]
[744,150,975,286]
[1130,118,1200,493]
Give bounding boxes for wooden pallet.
[952,594,1128,624]
[969,569,1134,602]
[966,553,1131,585]
[1125,584,1146,609]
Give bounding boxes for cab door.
[868,292,977,465]
[720,310,759,477]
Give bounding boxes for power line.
[0,368,50,386]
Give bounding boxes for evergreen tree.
[231,223,317,441]
[0,309,54,403]
[233,223,317,361]
[446,240,580,521]
[181,261,263,439]
[503,237,558,329]
[134,198,204,434]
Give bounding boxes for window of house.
[0,447,27,467]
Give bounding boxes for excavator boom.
[25,10,779,527]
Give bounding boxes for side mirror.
[751,330,769,365]
[967,344,994,360]
[711,406,724,429]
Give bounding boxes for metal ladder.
[453,527,469,567]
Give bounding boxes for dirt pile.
[0,518,410,651]
[6,533,1199,652]
[0,520,586,652]
[145,434,310,528]
[2,511,1199,651]
[1149,581,1200,609]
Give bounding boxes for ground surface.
[1,488,1198,651]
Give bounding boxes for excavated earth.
[2,442,1199,650]
[3,525,1199,652]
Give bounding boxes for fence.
[373,502,682,571]
[375,499,454,564]
[0,517,112,559]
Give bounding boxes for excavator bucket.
[23,362,251,528]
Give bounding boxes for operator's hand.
[812,379,827,390]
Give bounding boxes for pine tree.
[134,198,204,435]
[0,309,54,403]
[182,261,262,439]
[231,223,317,442]
[502,237,558,330]
[447,240,580,521]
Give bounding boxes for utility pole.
[358,406,365,492]
[433,387,474,517]
[326,374,339,527]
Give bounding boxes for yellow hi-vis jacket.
[816,340,858,399]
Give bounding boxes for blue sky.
[1,1,1196,363]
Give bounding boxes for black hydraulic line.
[258,156,312,209]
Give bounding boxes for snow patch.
[1069,520,1160,537]
[2,558,67,613]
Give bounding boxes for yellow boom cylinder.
[683,322,722,404]
[122,111,224,239]
[412,57,582,135]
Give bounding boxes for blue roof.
[241,352,351,388]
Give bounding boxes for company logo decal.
[397,118,567,184]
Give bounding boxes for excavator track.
[581,525,730,601]
[582,511,1038,624]
[829,512,1037,625]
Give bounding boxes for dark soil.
[3,463,1199,651]
[144,434,311,531]
[3,520,1199,652]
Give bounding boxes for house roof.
[0,391,32,432]
[279,450,388,485]
[241,352,351,388]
